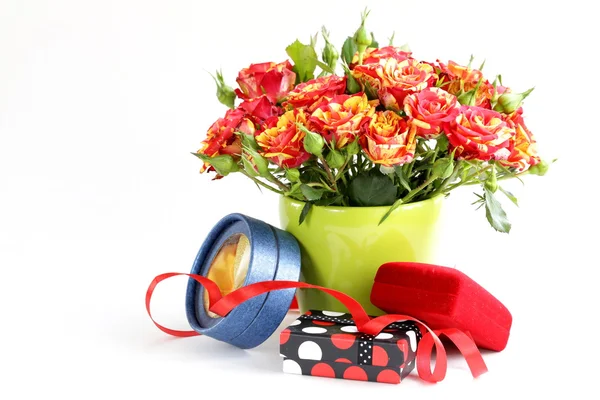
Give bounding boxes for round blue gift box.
[185,213,301,349]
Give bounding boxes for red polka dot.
[376,369,401,384]
[331,333,356,349]
[372,345,389,367]
[335,358,352,364]
[311,363,335,378]
[397,339,408,367]
[280,329,291,345]
[313,320,335,326]
[305,311,312,315]
[343,366,368,381]
[397,339,408,354]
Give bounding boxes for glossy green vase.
[279,196,445,315]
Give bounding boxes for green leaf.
[315,195,342,207]
[348,172,397,207]
[236,131,259,150]
[341,36,357,65]
[286,39,318,83]
[379,198,404,225]
[436,135,449,153]
[345,72,361,94]
[362,80,379,100]
[299,201,313,225]
[242,146,270,177]
[394,165,411,192]
[314,59,335,74]
[300,184,324,201]
[484,187,511,233]
[326,149,345,169]
[499,186,519,207]
[432,158,454,179]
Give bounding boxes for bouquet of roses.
[195,10,548,232]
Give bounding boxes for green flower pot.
[279,195,445,315]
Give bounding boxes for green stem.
[319,156,338,192]
[400,174,439,204]
[240,172,284,195]
[267,175,290,191]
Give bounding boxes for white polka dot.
[298,341,322,360]
[341,326,358,333]
[375,333,393,340]
[322,310,345,316]
[282,359,302,374]
[301,327,327,334]
[407,331,417,352]
[289,319,301,326]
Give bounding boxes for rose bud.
[493,87,534,114]
[235,61,296,103]
[212,70,236,109]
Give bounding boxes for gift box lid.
[185,213,301,349]
[280,310,421,368]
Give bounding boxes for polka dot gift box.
[280,310,421,384]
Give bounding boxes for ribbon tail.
[145,272,224,337]
[434,328,488,378]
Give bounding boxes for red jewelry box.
[280,310,421,384]
[370,262,512,351]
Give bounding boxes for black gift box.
[280,310,421,384]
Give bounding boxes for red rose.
[235,61,296,103]
[309,93,376,148]
[350,46,412,68]
[360,111,416,166]
[500,108,540,171]
[197,108,255,172]
[282,75,347,110]
[403,88,459,138]
[352,58,437,110]
[239,95,280,125]
[255,109,311,168]
[447,106,513,161]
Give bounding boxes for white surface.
[0,1,597,398]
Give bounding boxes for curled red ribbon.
[146,273,488,383]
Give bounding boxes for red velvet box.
[280,310,421,384]
[371,262,512,351]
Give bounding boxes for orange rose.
[197,108,255,172]
[235,61,296,102]
[282,75,347,110]
[309,93,376,148]
[437,60,493,109]
[255,109,311,168]
[350,46,412,68]
[360,111,416,166]
[352,58,437,110]
[447,106,513,161]
[404,87,459,138]
[500,108,540,171]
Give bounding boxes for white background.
[1,0,598,398]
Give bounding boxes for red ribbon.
[146,273,488,383]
